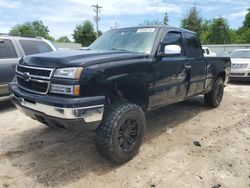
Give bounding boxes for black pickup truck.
[9,26,231,164]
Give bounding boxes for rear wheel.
[204,77,224,108]
[95,102,146,164]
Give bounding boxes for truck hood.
[231,58,250,64]
[21,50,148,68]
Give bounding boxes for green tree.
[9,21,54,40]
[181,6,202,36]
[97,30,103,37]
[206,17,233,44]
[237,8,250,43]
[243,8,250,28]
[163,12,169,25]
[237,28,250,43]
[73,20,96,46]
[56,36,71,43]
[200,19,212,44]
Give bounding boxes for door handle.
[185,64,192,69]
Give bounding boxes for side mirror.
[164,45,181,55]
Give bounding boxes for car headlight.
[53,67,83,79]
[50,84,80,96]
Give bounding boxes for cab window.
[184,32,202,58]
[162,32,184,56]
[0,39,17,59]
[19,40,52,55]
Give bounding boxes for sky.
[0,0,249,40]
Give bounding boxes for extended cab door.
[152,31,188,107]
[0,39,20,96]
[183,32,206,97]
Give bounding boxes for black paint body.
[10,26,231,111]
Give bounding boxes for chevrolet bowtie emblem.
[22,72,31,82]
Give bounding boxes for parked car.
[229,49,250,81]
[0,35,58,102]
[202,47,216,57]
[9,26,231,163]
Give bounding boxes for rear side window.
[163,32,184,55]
[184,32,202,58]
[0,39,17,59]
[19,40,52,55]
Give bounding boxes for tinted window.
[89,28,158,54]
[19,40,52,55]
[163,32,184,55]
[184,32,202,58]
[231,50,250,58]
[0,39,17,59]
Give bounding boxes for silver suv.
[0,35,58,101]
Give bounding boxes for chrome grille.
[16,64,53,79]
[230,73,245,76]
[231,63,248,69]
[16,64,54,94]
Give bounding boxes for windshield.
[89,28,158,54]
[19,40,53,55]
[231,50,250,58]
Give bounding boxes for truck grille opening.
[231,64,248,69]
[230,73,245,76]
[16,65,53,78]
[16,65,53,94]
[17,76,49,94]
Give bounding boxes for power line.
[91,4,102,38]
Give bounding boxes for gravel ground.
[0,82,249,188]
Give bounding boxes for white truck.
[230,49,250,81]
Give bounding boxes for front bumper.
[230,70,250,81]
[0,84,10,102]
[9,82,105,130]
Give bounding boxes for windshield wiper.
[110,48,131,52]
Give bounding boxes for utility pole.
[91,4,102,38]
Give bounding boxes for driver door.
[152,31,189,107]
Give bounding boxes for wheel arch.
[106,77,150,111]
[217,71,226,82]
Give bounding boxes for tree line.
[8,6,250,46]
[143,7,250,44]
[8,20,99,46]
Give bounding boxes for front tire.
[95,102,146,164]
[204,77,224,108]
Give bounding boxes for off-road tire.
[95,102,146,164]
[204,77,224,108]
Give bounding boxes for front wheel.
[204,77,224,108]
[95,102,146,164]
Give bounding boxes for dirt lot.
[0,82,249,188]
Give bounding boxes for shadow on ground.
[0,100,15,113]
[3,96,209,187]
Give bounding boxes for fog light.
[50,84,80,96]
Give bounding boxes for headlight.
[50,84,80,96]
[53,67,83,79]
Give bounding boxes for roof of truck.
[0,34,45,41]
[232,49,250,52]
[111,25,197,34]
